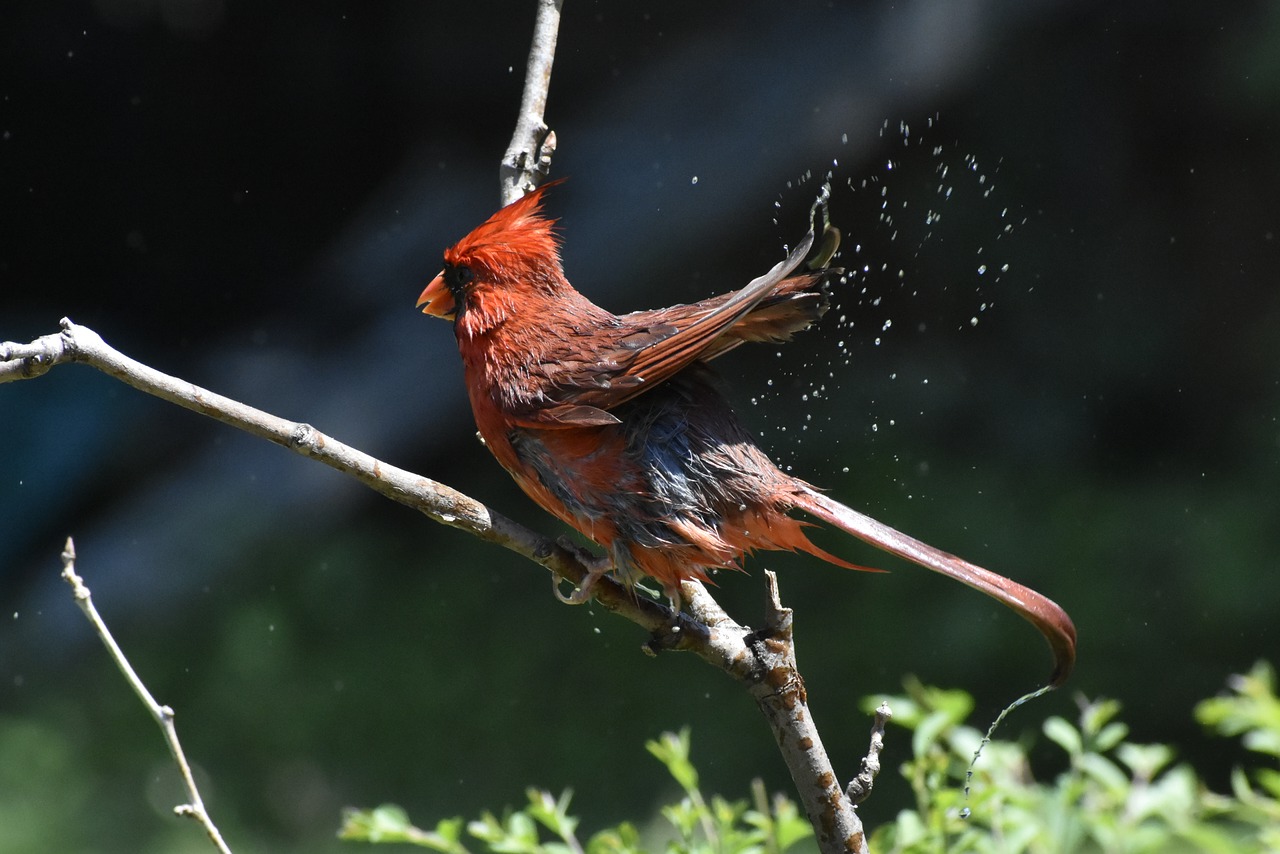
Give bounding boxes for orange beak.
[416,271,457,319]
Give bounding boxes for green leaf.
[1042,715,1082,758]
[1092,721,1130,754]
[1078,697,1123,738]
[585,821,643,854]
[912,709,955,757]
[339,805,470,852]
[1115,742,1175,780]
[647,728,700,794]
[1195,660,1280,758]
[526,788,580,842]
[1077,753,1128,798]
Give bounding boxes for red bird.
[418,182,1076,686]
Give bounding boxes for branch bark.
[500,0,563,204]
[2,318,873,853]
[742,572,869,853]
[4,4,881,850]
[1,319,662,632]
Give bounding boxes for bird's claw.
[553,570,602,605]
[552,537,612,605]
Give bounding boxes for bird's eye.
[445,264,474,290]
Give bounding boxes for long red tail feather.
[794,485,1077,686]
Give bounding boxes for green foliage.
[869,665,1280,853]
[1194,661,1280,851]
[342,665,1280,854]
[340,727,815,854]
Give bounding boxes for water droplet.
[691,175,698,185]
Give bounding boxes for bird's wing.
[648,268,835,362]
[522,229,816,426]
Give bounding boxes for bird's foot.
[552,537,612,605]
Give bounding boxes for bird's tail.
[792,484,1077,687]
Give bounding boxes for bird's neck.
[455,286,612,425]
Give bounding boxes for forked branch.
[3,1,883,849]
[3,315,874,853]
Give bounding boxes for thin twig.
[500,0,563,204]
[847,702,892,805]
[59,538,233,854]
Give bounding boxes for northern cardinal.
[418,181,1076,686]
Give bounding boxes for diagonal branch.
[4,4,879,849]
[1,318,871,853]
[2,319,656,630]
[60,538,234,854]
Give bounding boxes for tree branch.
[500,0,563,204]
[2,318,873,853]
[60,538,234,854]
[6,5,882,849]
[2,319,661,631]
[740,572,870,854]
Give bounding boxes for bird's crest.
[444,180,566,282]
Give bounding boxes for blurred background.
[2,1,1277,851]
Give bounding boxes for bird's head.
[418,180,569,332]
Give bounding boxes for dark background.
[2,1,1277,851]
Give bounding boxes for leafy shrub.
[342,662,1280,854]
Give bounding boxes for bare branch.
[1,319,673,633]
[736,571,869,854]
[500,0,563,204]
[5,320,876,852]
[6,16,877,843]
[7,6,882,852]
[60,538,234,854]
[847,702,892,805]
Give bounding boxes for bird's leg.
[664,584,683,615]
[551,536,613,605]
